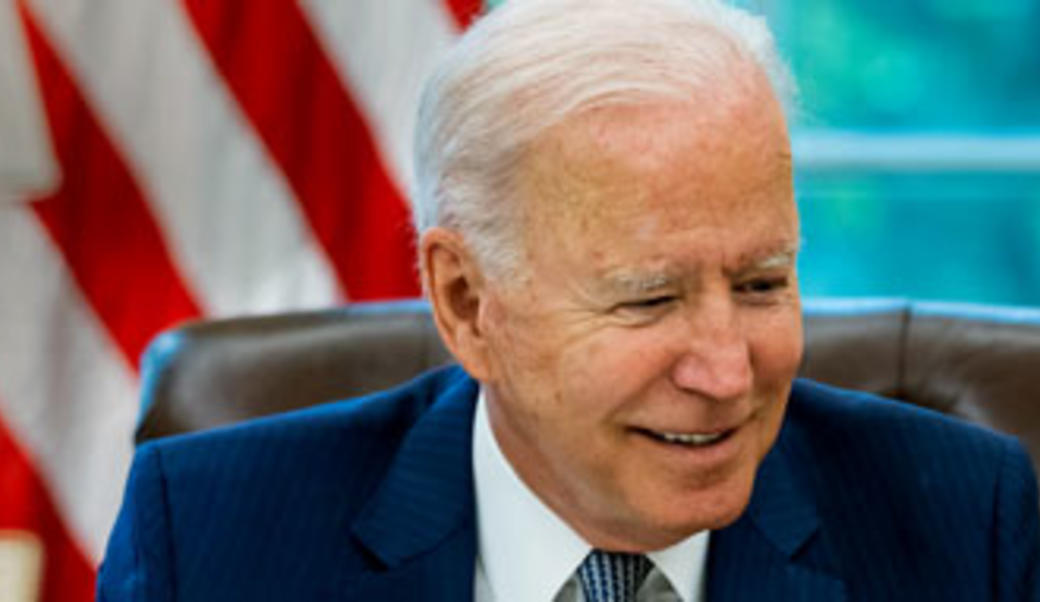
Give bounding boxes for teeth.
[655,431,725,446]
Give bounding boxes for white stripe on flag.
[0,206,139,563]
[27,0,343,317]
[299,0,458,197]
[0,0,58,204]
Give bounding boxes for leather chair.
[136,298,1040,472]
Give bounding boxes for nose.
[670,299,753,402]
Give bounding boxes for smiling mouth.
[638,428,735,447]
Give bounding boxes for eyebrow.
[741,248,798,272]
[601,270,680,297]
[599,243,800,296]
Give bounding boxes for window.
[760,0,1040,305]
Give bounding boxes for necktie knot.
[577,550,653,602]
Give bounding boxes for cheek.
[483,297,551,381]
[556,328,677,414]
[747,313,802,450]
[483,301,595,428]
[748,312,804,384]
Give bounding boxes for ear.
[420,227,494,381]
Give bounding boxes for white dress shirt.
[472,390,710,602]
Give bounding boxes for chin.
[632,466,758,551]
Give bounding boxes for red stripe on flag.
[0,412,95,602]
[20,6,203,364]
[444,0,483,29]
[182,0,420,300]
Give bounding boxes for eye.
[624,295,673,307]
[613,295,678,322]
[735,276,789,296]
[612,295,677,324]
[620,295,676,310]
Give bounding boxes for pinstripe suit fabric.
[98,366,1039,601]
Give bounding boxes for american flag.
[0,1,479,599]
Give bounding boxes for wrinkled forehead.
[502,72,797,283]
[516,76,792,221]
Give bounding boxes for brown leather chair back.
[137,298,1040,469]
[137,300,451,442]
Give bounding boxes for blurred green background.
[486,0,1040,306]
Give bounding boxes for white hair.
[412,0,795,280]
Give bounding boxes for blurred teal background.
[486,0,1040,306]
[768,0,1040,306]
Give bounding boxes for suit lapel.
[344,370,480,601]
[341,524,476,601]
[707,413,847,601]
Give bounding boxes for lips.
[636,427,736,447]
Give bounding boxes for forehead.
[513,79,796,275]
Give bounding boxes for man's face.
[478,73,802,551]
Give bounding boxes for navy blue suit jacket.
[98,366,1040,601]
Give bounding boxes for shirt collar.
[472,389,710,601]
[647,530,709,601]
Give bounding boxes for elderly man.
[99,1,1039,600]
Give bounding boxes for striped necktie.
[577,550,653,602]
